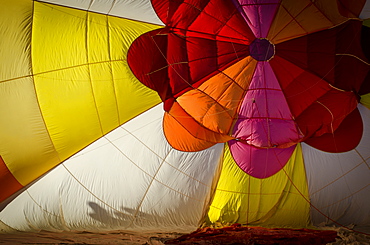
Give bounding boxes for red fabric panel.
[270,55,360,153]
[362,25,370,61]
[216,11,254,44]
[334,21,370,92]
[270,56,331,118]
[271,19,368,153]
[186,0,253,43]
[304,108,363,152]
[276,20,369,93]
[128,0,253,111]
[360,25,370,95]
[184,36,249,88]
[185,36,218,83]
[128,30,250,105]
[153,0,209,30]
[167,32,191,96]
[0,156,23,203]
[295,89,358,140]
[360,71,370,96]
[337,0,366,18]
[127,28,170,101]
[152,0,254,44]
[216,41,250,71]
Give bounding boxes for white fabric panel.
[40,0,164,25]
[0,104,224,232]
[360,0,370,19]
[303,104,370,227]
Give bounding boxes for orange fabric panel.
[0,156,23,202]
[165,57,257,152]
[177,78,244,134]
[177,57,257,136]
[177,89,236,135]
[164,102,233,151]
[268,0,347,43]
[223,57,257,89]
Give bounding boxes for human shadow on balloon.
[88,201,159,228]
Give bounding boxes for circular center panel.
[250,38,275,61]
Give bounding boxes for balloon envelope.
[1,0,370,233]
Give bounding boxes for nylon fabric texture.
[1,0,370,235]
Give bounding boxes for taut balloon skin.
[0,0,369,233]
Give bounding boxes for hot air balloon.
[0,0,369,240]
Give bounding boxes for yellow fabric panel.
[87,13,119,134]
[0,0,60,185]
[364,19,370,28]
[361,93,370,109]
[32,3,103,161]
[32,3,87,73]
[108,17,162,123]
[33,69,102,161]
[0,0,31,81]
[206,144,311,229]
[268,0,347,44]
[0,77,60,186]
[88,61,119,134]
[32,2,161,161]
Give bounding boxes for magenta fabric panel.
[241,62,297,122]
[229,62,301,178]
[228,141,296,178]
[233,0,279,38]
[232,118,301,148]
[248,62,279,90]
[232,62,301,147]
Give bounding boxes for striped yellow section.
[361,93,370,109]
[206,144,311,228]
[0,0,60,186]
[364,19,370,28]
[1,1,161,187]
[108,16,163,124]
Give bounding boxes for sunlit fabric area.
[1,0,370,244]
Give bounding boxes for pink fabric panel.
[237,62,298,124]
[233,62,301,145]
[238,89,291,119]
[233,118,301,148]
[248,61,280,90]
[235,0,280,38]
[229,62,301,178]
[228,141,296,178]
